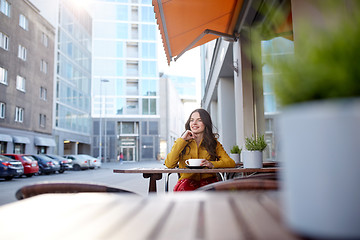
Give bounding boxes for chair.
[196,178,279,191]
[16,182,135,200]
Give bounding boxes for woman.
[165,108,236,191]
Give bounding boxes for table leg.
[143,173,162,193]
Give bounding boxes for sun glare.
[71,0,92,9]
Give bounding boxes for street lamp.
[99,79,109,162]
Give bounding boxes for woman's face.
[189,112,205,134]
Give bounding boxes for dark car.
[44,154,73,173]
[1,154,39,177]
[31,155,60,175]
[0,155,24,180]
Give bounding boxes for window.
[141,79,157,96]
[131,6,138,21]
[40,60,48,73]
[0,0,10,17]
[141,24,156,40]
[15,107,24,122]
[126,98,138,114]
[121,122,135,134]
[18,45,27,61]
[127,42,138,58]
[0,102,5,119]
[40,87,47,100]
[0,32,9,50]
[141,42,156,59]
[16,75,26,92]
[0,66,7,85]
[41,32,48,47]
[149,121,158,135]
[39,114,46,127]
[141,61,156,77]
[142,98,156,115]
[126,79,138,95]
[131,24,138,39]
[126,61,138,76]
[19,14,28,30]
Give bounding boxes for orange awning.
[153,0,243,65]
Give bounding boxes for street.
[0,161,178,206]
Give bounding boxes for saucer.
[186,165,205,169]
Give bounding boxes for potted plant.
[242,135,267,168]
[229,145,241,164]
[267,3,360,239]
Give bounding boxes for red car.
[1,154,39,177]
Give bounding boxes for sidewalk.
[102,160,178,196]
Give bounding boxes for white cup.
[185,159,203,166]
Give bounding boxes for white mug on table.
[185,159,203,166]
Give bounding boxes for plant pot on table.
[242,150,263,168]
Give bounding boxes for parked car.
[63,155,90,171]
[0,155,24,180]
[1,154,39,177]
[44,154,73,173]
[78,154,101,169]
[31,155,60,175]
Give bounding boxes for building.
[0,0,55,154]
[90,0,160,162]
[159,73,185,160]
[30,0,93,156]
[54,0,92,156]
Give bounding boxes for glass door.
[122,147,135,161]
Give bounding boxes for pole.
[99,80,102,162]
[104,105,107,162]
[100,79,109,162]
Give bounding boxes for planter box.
[230,153,240,164]
[279,98,360,239]
[242,150,263,168]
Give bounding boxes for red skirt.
[173,177,218,191]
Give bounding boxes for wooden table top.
[0,191,304,240]
[113,167,280,174]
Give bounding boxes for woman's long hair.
[180,109,219,161]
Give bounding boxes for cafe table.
[113,165,280,193]
[0,191,304,240]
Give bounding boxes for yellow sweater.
[165,138,236,181]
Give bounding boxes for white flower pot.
[279,98,360,239]
[230,153,240,164]
[242,150,263,168]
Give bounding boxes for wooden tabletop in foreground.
[0,191,304,240]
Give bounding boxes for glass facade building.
[167,75,196,101]
[54,0,93,155]
[91,0,159,162]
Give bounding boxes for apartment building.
[0,0,55,154]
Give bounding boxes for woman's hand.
[181,130,197,141]
[201,159,214,169]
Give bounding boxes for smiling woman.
[165,108,236,191]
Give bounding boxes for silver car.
[63,155,90,171]
[78,154,101,169]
